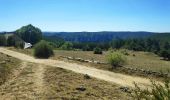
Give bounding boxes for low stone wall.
[60,56,107,64]
[124,67,170,78]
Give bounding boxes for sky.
[0,0,170,32]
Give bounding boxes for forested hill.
[149,33,170,42]
[43,31,154,42]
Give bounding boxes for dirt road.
[0,47,154,88]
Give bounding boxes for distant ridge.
[43,31,154,42]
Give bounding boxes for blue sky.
[0,0,170,32]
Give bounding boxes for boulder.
[76,86,86,91]
[84,74,91,79]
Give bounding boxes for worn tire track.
[0,62,45,100]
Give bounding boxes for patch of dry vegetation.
[0,63,45,100]
[0,60,131,99]
[0,53,21,85]
[44,66,131,100]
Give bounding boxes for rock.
[151,71,157,75]
[141,69,145,72]
[100,62,108,64]
[76,58,81,60]
[76,58,84,62]
[5,59,10,62]
[7,55,11,57]
[88,60,93,63]
[119,86,130,93]
[76,86,86,91]
[167,74,170,78]
[84,74,91,79]
[146,70,152,74]
[84,60,90,62]
[164,73,168,76]
[0,61,6,64]
[93,61,99,64]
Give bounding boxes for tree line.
[111,38,170,60]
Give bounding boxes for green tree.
[7,35,15,46]
[34,40,54,58]
[0,35,7,46]
[159,49,170,60]
[112,39,124,49]
[16,24,42,44]
[7,35,24,48]
[163,42,170,50]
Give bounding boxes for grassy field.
[53,50,170,73]
[44,66,130,99]
[8,47,170,73]
[0,52,21,85]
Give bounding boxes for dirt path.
[0,47,156,88]
[33,65,44,94]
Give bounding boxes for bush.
[60,42,73,50]
[34,40,54,58]
[93,47,103,54]
[132,80,170,100]
[106,52,126,68]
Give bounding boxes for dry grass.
[53,50,170,73]
[43,66,131,100]
[0,52,21,85]
[125,51,170,73]
[0,58,131,99]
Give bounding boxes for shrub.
[106,52,126,68]
[132,80,170,100]
[34,40,54,58]
[93,47,103,54]
[60,42,73,50]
